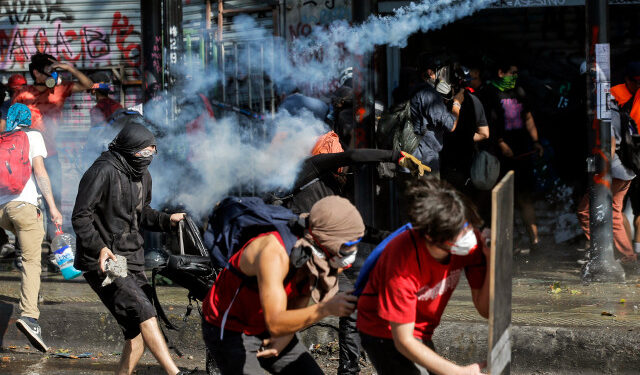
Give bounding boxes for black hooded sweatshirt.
[72,123,171,271]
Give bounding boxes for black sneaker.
[16,317,48,352]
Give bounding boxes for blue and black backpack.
[203,196,304,271]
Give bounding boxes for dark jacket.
[409,84,456,171]
[284,149,398,214]
[72,151,171,271]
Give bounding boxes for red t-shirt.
[12,82,74,155]
[357,229,487,340]
[90,97,123,125]
[202,231,307,336]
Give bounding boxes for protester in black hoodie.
[72,123,188,375]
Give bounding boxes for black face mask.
[128,154,154,173]
[108,122,156,180]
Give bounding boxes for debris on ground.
[50,349,93,359]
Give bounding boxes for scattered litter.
[550,281,562,294]
[601,311,616,317]
[51,350,93,359]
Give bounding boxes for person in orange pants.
[577,179,636,264]
[577,62,640,268]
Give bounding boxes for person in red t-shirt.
[202,196,365,375]
[357,178,490,375]
[12,53,93,241]
[88,72,123,125]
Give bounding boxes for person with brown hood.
[202,195,365,374]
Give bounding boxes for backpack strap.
[618,89,638,134]
[408,229,422,273]
[150,266,183,357]
[151,266,179,331]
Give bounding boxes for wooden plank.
[488,171,514,375]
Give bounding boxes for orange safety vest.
[610,84,640,133]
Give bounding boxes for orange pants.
[577,178,636,260]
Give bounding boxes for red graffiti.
[58,27,82,62]
[111,11,140,68]
[592,147,611,189]
[10,29,29,63]
[33,27,50,53]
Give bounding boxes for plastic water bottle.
[52,225,82,280]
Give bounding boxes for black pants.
[84,270,157,340]
[202,321,324,375]
[360,332,433,375]
[338,271,360,375]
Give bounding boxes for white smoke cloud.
[141,0,492,216]
[145,102,327,217]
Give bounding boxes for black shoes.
[16,317,48,353]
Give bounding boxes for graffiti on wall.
[286,0,351,93]
[287,0,351,40]
[0,1,141,77]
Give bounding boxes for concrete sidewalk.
[0,239,639,374]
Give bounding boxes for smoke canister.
[52,225,82,280]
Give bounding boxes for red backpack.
[0,130,31,195]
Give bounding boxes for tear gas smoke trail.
[233,0,493,92]
[142,0,492,217]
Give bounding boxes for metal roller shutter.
[0,0,143,220]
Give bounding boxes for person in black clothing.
[278,148,427,216]
[407,59,465,175]
[72,123,189,375]
[440,64,490,192]
[482,62,544,251]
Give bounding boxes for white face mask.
[309,243,358,269]
[329,250,357,269]
[449,230,478,256]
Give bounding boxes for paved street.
[0,237,639,374]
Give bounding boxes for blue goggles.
[343,237,362,247]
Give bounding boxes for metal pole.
[163,0,184,121]
[583,0,625,282]
[352,0,377,228]
[140,0,163,102]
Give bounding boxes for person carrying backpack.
[72,122,190,375]
[355,177,489,375]
[201,195,365,375]
[577,62,640,269]
[0,103,62,353]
